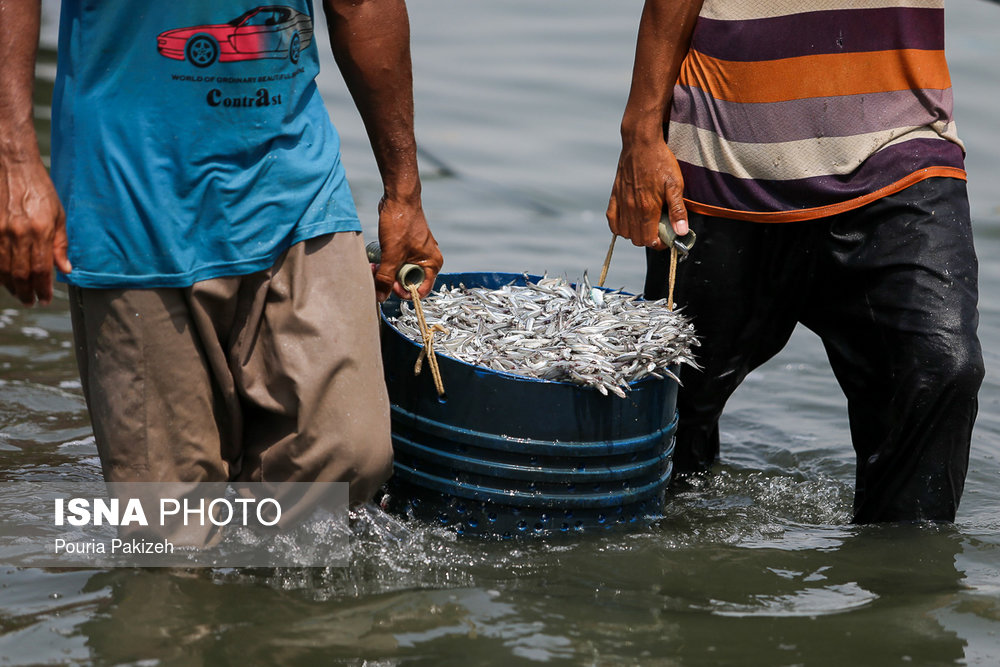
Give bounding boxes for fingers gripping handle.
[657,219,697,260]
[365,242,426,289]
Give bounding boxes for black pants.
[645,178,984,523]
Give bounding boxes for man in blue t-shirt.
[0,1,442,505]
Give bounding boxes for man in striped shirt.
[607,0,983,523]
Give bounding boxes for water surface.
[2,1,999,664]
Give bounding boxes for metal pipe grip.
[658,220,697,259]
[365,242,426,289]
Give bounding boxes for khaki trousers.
[69,232,393,505]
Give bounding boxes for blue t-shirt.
[52,1,362,288]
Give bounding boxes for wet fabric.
[68,232,393,506]
[645,177,983,523]
[669,0,966,222]
[52,0,361,288]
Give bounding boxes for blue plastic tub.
[379,272,677,537]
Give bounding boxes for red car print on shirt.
[157,6,314,68]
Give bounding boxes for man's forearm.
[0,0,43,159]
[322,0,441,302]
[620,0,703,145]
[0,0,70,305]
[323,0,420,203]
[605,0,703,248]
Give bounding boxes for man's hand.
[374,194,442,302]
[0,156,71,306]
[606,137,688,250]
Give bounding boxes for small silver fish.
[391,275,700,397]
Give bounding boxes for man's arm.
[607,0,703,249]
[322,0,441,301]
[0,0,71,306]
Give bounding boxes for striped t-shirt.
[668,0,966,222]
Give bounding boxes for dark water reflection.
[2,1,1000,664]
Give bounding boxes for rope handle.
[367,241,445,396]
[598,218,696,311]
[408,282,446,397]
